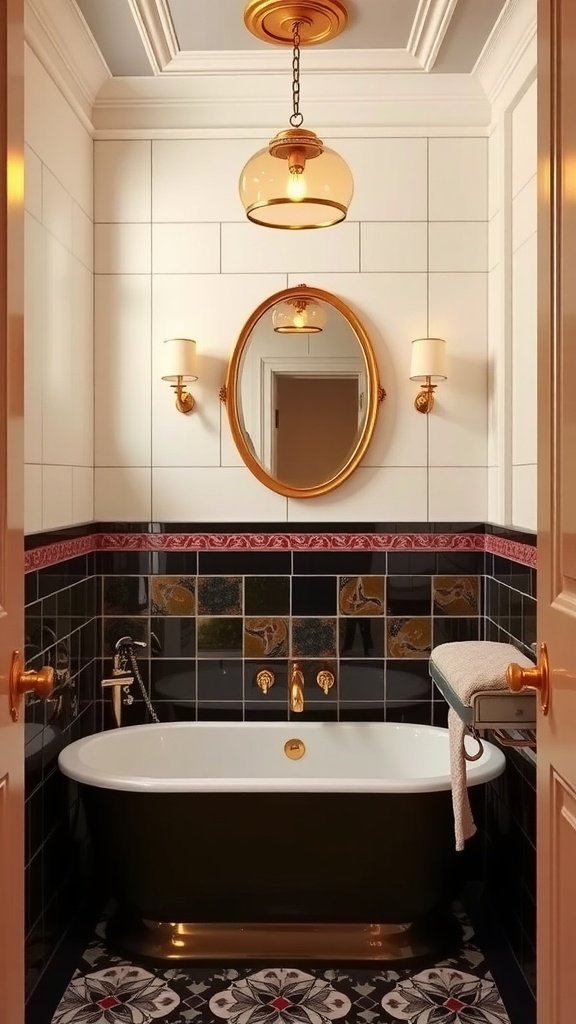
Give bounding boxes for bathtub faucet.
[290,662,305,714]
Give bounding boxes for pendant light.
[272,294,327,333]
[240,1,353,229]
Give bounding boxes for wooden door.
[0,0,25,1021]
[537,1,576,1020]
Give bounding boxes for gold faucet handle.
[256,669,275,694]
[316,669,335,695]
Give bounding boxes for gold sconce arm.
[171,377,195,415]
[414,376,437,414]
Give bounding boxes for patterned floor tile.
[51,919,511,1024]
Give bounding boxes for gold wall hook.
[316,669,334,695]
[256,669,275,694]
[9,650,54,722]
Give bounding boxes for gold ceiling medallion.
[244,1,348,45]
[240,2,353,229]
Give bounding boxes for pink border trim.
[25,529,536,572]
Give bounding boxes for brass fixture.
[219,384,228,404]
[102,656,135,728]
[316,668,334,695]
[409,338,447,414]
[290,662,305,713]
[240,2,353,229]
[284,737,306,760]
[9,650,54,722]
[256,669,275,694]
[272,291,327,333]
[161,338,198,415]
[507,641,550,715]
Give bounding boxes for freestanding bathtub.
[58,722,505,961]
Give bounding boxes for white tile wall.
[512,235,537,467]
[511,80,537,198]
[429,467,487,521]
[512,464,537,532]
[93,133,490,523]
[24,48,94,533]
[512,175,537,253]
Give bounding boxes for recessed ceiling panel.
[76,0,153,75]
[432,0,508,72]
[168,0,420,51]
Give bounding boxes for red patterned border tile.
[485,534,537,569]
[24,528,537,572]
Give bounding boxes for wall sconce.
[409,337,447,414]
[161,338,198,414]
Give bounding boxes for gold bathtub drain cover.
[284,738,306,760]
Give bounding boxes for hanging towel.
[430,641,533,851]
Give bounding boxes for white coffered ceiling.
[74,0,508,76]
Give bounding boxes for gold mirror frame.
[226,285,383,498]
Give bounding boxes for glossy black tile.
[387,660,432,702]
[197,704,243,721]
[197,617,243,657]
[292,659,338,702]
[97,551,152,575]
[386,576,431,615]
[151,659,196,703]
[522,595,536,649]
[244,660,289,701]
[25,571,38,606]
[198,551,291,575]
[338,659,385,702]
[103,577,149,615]
[338,704,385,721]
[244,576,290,615]
[435,551,485,574]
[293,551,387,575]
[291,575,337,615]
[197,659,243,701]
[339,617,385,658]
[433,617,481,646]
[151,617,196,658]
[387,552,437,575]
[386,701,432,724]
[150,551,198,575]
[102,617,150,656]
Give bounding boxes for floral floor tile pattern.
[51,921,511,1024]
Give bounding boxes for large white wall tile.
[512,79,537,198]
[95,468,152,520]
[95,141,151,223]
[25,46,93,216]
[488,212,502,272]
[288,467,428,521]
[428,274,488,467]
[70,260,94,467]
[288,272,428,469]
[152,273,284,469]
[512,234,537,466]
[152,139,259,223]
[25,144,42,221]
[152,223,220,274]
[42,466,73,529]
[152,468,287,521]
[429,223,488,272]
[95,224,151,274]
[95,275,152,466]
[429,467,487,520]
[24,465,42,534]
[42,235,74,464]
[429,138,488,221]
[72,467,94,524]
[24,214,45,464]
[361,222,427,272]
[337,138,427,221]
[72,203,94,271]
[42,167,73,250]
[512,175,537,253]
[221,221,359,274]
[512,465,537,531]
[488,127,502,220]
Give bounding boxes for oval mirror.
[226,286,382,497]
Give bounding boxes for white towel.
[432,641,533,851]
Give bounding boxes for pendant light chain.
[290,22,304,127]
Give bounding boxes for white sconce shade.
[160,338,198,383]
[409,338,448,382]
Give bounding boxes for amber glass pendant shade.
[272,295,328,332]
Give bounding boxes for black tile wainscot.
[23,521,538,1022]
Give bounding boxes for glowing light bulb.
[287,169,306,201]
[293,309,307,329]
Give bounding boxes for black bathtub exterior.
[81,787,457,925]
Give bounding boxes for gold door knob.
[316,669,335,695]
[9,650,55,722]
[507,641,549,715]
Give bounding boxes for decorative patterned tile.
[197,577,242,615]
[386,618,432,659]
[50,914,512,1024]
[292,618,337,658]
[150,576,195,615]
[339,576,385,616]
[433,577,480,616]
[244,618,289,658]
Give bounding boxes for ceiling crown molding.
[126,0,461,76]
[474,0,536,107]
[25,0,110,132]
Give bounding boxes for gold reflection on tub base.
[109,919,454,962]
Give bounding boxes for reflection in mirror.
[227,286,381,498]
